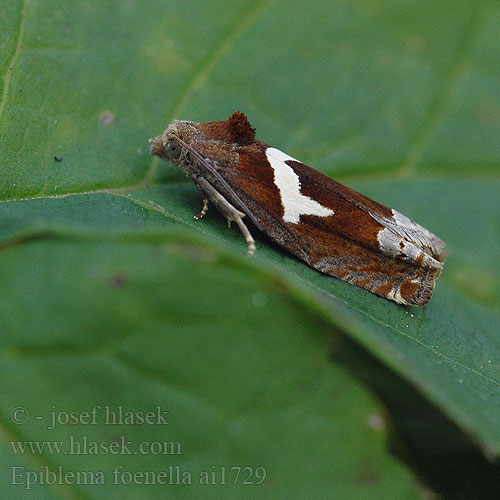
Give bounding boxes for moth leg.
[193,197,209,220]
[196,177,256,256]
[186,167,209,221]
[232,217,256,257]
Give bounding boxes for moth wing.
[266,148,447,262]
[225,145,445,305]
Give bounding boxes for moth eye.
[164,140,181,160]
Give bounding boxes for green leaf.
[1,0,500,497]
[0,240,423,499]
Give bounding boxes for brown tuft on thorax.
[227,111,256,144]
[197,111,256,146]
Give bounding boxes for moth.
[149,112,447,305]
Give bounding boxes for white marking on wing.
[372,209,446,262]
[266,148,334,224]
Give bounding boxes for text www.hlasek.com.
[10,435,181,456]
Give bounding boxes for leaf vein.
[398,6,488,176]
[0,0,27,125]
[109,194,500,390]
[308,281,500,388]
[143,0,275,182]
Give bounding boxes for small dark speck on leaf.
[100,111,116,125]
[110,274,128,288]
[54,156,63,162]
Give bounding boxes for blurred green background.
[1,0,500,498]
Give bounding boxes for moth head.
[149,120,198,163]
[149,113,254,166]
